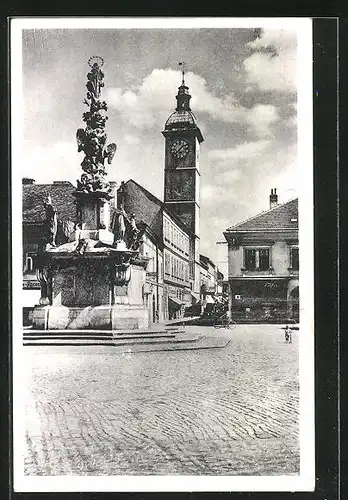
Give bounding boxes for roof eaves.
[224,227,298,233]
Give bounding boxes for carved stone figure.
[111,208,127,244]
[75,57,117,195]
[37,267,50,305]
[118,181,126,209]
[75,238,88,255]
[126,213,139,250]
[43,195,58,247]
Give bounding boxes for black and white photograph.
[11,17,314,492]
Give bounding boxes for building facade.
[223,191,299,322]
[22,179,77,312]
[119,179,192,321]
[199,254,217,308]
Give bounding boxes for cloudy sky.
[21,23,300,274]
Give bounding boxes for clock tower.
[162,67,204,294]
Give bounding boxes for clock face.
[171,139,189,159]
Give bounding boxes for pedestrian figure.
[155,310,159,323]
[284,325,292,343]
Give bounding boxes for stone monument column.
[32,57,150,331]
[73,56,117,245]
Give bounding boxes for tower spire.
[175,62,191,112]
[178,61,186,85]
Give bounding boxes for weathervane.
[178,61,187,85]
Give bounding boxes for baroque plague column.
[32,57,150,330]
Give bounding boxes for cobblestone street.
[23,325,299,476]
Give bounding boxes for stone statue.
[75,238,88,255]
[43,195,58,247]
[111,208,127,244]
[75,57,117,195]
[37,267,50,305]
[126,213,139,250]
[116,180,125,208]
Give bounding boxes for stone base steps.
[23,336,199,347]
[23,328,185,347]
[24,332,176,340]
[23,327,182,336]
[22,328,230,351]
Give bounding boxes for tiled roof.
[23,182,77,223]
[225,198,298,232]
[121,179,192,239]
[121,180,163,240]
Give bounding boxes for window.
[259,249,270,270]
[244,248,270,271]
[164,252,170,276]
[244,249,256,270]
[290,247,299,270]
[24,252,37,273]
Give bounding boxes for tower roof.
[163,69,203,142]
[165,109,198,129]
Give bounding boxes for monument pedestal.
[32,251,150,330]
[32,304,149,331]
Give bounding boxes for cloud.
[200,139,298,247]
[244,29,297,92]
[23,141,80,184]
[106,68,279,137]
[245,104,279,138]
[208,140,272,164]
[123,134,141,146]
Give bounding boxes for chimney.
[269,188,278,209]
[109,181,117,208]
[22,177,35,185]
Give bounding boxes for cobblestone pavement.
[23,325,299,476]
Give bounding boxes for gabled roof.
[225,198,298,232]
[23,181,77,223]
[121,179,192,237]
[120,180,163,241]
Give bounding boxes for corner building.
[162,76,203,296]
[223,192,299,323]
